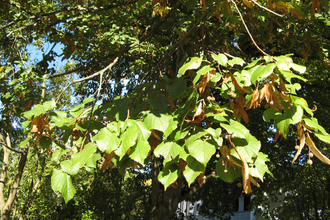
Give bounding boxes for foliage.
[1,0,330,219]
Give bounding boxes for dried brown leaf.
[306,133,330,165]
[101,151,115,171]
[230,73,252,94]
[246,85,259,110]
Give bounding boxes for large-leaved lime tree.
[1,0,330,219]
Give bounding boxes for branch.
[250,0,285,17]
[230,0,271,56]
[0,133,22,154]
[55,2,178,104]
[0,134,10,211]
[55,57,118,103]
[1,145,29,219]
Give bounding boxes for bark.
[145,155,181,220]
[1,145,29,220]
[0,134,11,212]
[145,155,215,220]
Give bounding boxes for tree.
[1,0,330,219]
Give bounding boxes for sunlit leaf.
[187,140,216,165]
[158,163,181,190]
[183,156,205,186]
[211,53,228,66]
[221,120,249,139]
[154,141,181,159]
[51,169,76,203]
[129,140,151,164]
[93,127,120,153]
[179,57,202,77]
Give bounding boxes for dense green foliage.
[1,0,330,219]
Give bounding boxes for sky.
[26,42,68,70]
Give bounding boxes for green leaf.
[43,100,56,111]
[193,65,215,85]
[291,63,306,73]
[179,57,202,77]
[287,105,303,124]
[211,53,228,66]
[303,117,328,134]
[83,97,94,104]
[129,140,151,164]
[129,120,151,141]
[69,104,84,118]
[250,152,272,180]
[168,78,186,99]
[184,131,208,146]
[52,150,69,163]
[231,133,261,160]
[39,136,52,149]
[158,163,181,190]
[93,127,120,153]
[115,125,138,159]
[164,117,178,138]
[60,160,80,176]
[221,120,249,139]
[228,57,245,67]
[174,128,190,141]
[24,101,54,118]
[251,63,276,85]
[273,105,304,138]
[183,156,205,186]
[144,110,172,133]
[264,56,273,63]
[71,143,97,168]
[274,114,291,138]
[50,111,70,128]
[280,70,307,83]
[19,137,31,148]
[216,157,241,182]
[263,108,279,122]
[85,153,101,169]
[187,140,216,165]
[149,95,168,110]
[51,169,76,203]
[22,120,31,130]
[206,127,223,147]
[292,96,313,117]
[274,55,293,63]
[154,141,181,160]
[315,132,330,144]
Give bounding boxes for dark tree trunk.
[145,155,182,220]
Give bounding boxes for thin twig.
[230,0,271,56]
[0,134,22,154]
[55,57,118,103]
[250,0,285,17]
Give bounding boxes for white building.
[177,195,255,220]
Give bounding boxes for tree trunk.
[1,146,29,220]
[0,134,10,212]
[145,153,214,220]
[145,155,181,220]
